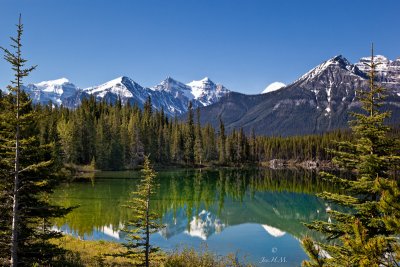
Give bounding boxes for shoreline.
[67,159,336,178]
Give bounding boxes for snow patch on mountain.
[23,78,79,106]
[36,77,69,88]
[357,55,391,72]
[152,77,194,100]
[187,77,212,99]
[34,77,75,96]
[325,80,333,115]
[83,76,134,98]
[262,82,286,94]
[186,77,230,106]
[355,55,400,85]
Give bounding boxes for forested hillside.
[4,91,384,170]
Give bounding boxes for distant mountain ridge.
[196,54,400,136]
[21,76,230,116]
[11,53,400,136]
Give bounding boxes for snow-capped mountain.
[151,76,192,96]
[355,55,400,86]
[17,53,400,135]
[197,54,400,136]
[262,82,286,94]
[84,76,144,100]
[83,76,150,107]
[150,77,202,114]
[186,77,230,106]
[21,76,230,116]
[23,78,83,108]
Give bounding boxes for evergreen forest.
[3,92,397,171]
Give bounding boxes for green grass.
[163,247,253,267]
[52,235,253,267]
[52,235,134,266]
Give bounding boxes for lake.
[52,168,335,266]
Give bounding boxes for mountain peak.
[163,76,179,83]
[83,76,143,101]
[23,77,78,106]
[36,77,70,87]
[359,54,390,63]
[97,76,139,88]
[262,82,286,94]
[356,55,391,71]
[186,77,229,105]
[187,77,216,88]
[330,55,351,65]
[296,55,353,83]
[355,55,400,83]
[151,77,191,93]
[109,76,125,84]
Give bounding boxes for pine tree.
[57,115,74,163]
[301,45,400,266]
[171,120,183,163]
[118,156,164,266]
[203,124,217,162]
[218,118,226,164]
[249,128,257,162]
[127,112,144,168]
[109,108,124,170]
[0,16,70,266]
[94,114,111,170]
[184,101,195,166]
[301,237,326,267]
[194,108,203,165]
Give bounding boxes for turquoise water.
[52,168,334,266]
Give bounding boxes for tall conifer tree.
[0,16,70,266]
[218,118,226,164]
[184,102,195,166]
[118,156,164,266]
[194,108,203,165]
[301,45,400,266]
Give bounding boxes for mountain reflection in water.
[52,168,338,266]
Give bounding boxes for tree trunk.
[145,184,150,267]
[11,96,20,267]
[11,35,21,265]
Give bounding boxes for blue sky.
[0,0,399,94]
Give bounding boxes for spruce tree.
[218,118,226,164]
[127,112,144,168]
[171,119,183,163]
[249,128,257,162]
[301,46,400,266]
[0,16,70,266]
[194,107,203,165]
[118,156,164,266]
[184,101,195,166]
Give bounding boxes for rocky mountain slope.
[196,55,400,136]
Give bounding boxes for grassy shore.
[52,235,252,267]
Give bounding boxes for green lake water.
[52,168,335,266]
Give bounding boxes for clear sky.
[0,0,399,94]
